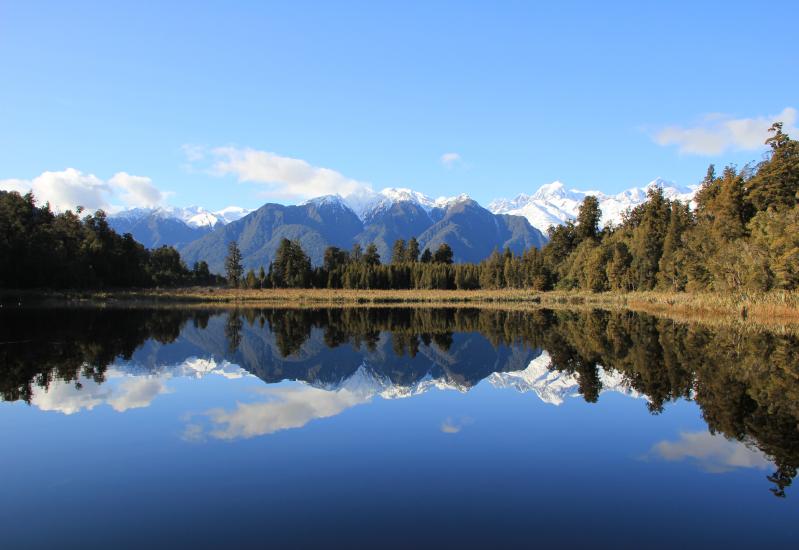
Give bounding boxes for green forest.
[2,123,796,293]
[0,192,220,288]
[242,123,799,292]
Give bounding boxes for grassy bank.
[5,287,799,325]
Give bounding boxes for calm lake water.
[1,306,797,548]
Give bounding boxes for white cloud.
[186,145,372,200]
[649,431,770,473]
[440,415,473,434]
[193,385,371,440]
[29,370,168,415]
[654,107,798,155]
[31,376,113,415]
[0,168,111,212]
[108,172,166,208]
[440,152,461,167]
[0,168,168,211]
[106,377,169,412]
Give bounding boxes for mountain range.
[108,179,696,272]
[487,177,696,232]
[107,205,252,249]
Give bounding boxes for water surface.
[1,307,797,548]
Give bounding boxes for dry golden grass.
[8,286,799,327]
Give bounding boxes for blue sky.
[1,0,797,212]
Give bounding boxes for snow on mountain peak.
[301,194,349,209]
[110,205,252,228]
[489,178,698,234]
[341,186,469,221]
[531,180,569,200]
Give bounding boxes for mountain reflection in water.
[2,306,798,500]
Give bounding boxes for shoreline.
[3,287,799,326]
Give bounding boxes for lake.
[1,306,797,548]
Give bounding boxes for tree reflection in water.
[1,306,797,497]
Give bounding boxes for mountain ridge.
[108,178,696,270]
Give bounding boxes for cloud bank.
[654,107,798,155]
[0,168,167,212]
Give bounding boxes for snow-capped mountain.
[487,351,640,406]
[488,178,697,234]
[108,205,253,249]
[338,187,472,221]
[183,188,546,271]
[311,351,639,407]
[111,205,252,228]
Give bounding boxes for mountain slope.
[417,199,547,261]
[180,197,363,273]
[179,192,547,272]
[108,206,252,249]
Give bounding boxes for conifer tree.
[407,237,420,263]
[433,243,453,264]
[363,243,381,266]
[747,123,799,211]
[224,241,244,287]
[391,239,407,264]
[576,196,601,242]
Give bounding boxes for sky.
[1,0,797,213]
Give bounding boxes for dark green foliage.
[391,239,407,264]
[363,243,381,266]
[545,125,799,293]
[149,246,190,287]
[225,241,244,287]
[269,239,312,288]
[432,243,453,264]
[0,191,208,289]
[407,237,420,263]
[576,195,601,242]
[747,123,799,212]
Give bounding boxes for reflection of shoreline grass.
[5,287,799,326]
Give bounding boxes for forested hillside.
[245,124,798,292]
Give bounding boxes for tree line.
[0,191,222,288]
[543,122,799,292]
[229,123,798,292]
[4,123,795,292]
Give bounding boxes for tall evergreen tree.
[407,237,420,263]
[363,243,381,266]
[433,243,454,264]
[225,241,244,287]
[391,239,407,264]
[747,123,799,212]
[576,196,601,242]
